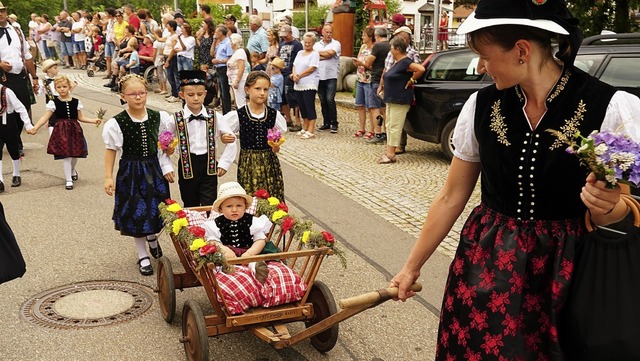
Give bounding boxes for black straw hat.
[457,0,581,65]
[179,70,207,87]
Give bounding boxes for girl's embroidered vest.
[238,105,277,150]
[175,108,217,179]
[474,67,617,220]
[114,109,160,158]
[215,213,253,249]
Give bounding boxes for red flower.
[199,244,218,256]
[176,210,187,219]
[281,216,296,234]
[321,231,335,243]
[277,202,288,212]
[188,226,206,238]
[254,189,270,199]
[165,198,176,205]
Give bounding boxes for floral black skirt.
[238,149,284,201]
[436,203,585,361]
[112,156,170,237]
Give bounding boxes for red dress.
[438,17,449,41]
[47,97,88,158]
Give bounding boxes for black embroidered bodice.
[238,105,277,150]
[215,213,253,249]
[114,109,160,158]
[474,67,617,220]
[53,98,79,119]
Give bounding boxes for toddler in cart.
[202,181,279,283]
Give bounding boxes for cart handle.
[338,283,422,309]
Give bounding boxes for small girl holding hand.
[221,71,288,200]
[28,76,100,190]
[102,74,176,276]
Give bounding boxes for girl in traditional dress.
[29,76,100,190]
[390,0,640,359]
[102,74,176,276]
[221,71,287,201]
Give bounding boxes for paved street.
[0,68,482,360]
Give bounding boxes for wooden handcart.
[156,206,421,361]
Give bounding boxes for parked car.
[405,33,640,161]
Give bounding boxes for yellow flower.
[171,217,188,234]
[301,231,310,244]
[272,209,287,222]
[189,238,206,251]
[267,197,280,206]
[167,203,183,213]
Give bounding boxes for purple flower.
[267,128,281,142]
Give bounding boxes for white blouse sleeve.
[451,91,481,162]
[601,91,640,142]
[45,100,56,112]
[250,215,273,242]
[202,219,222,241]
[221,110,240,133]
[216,115,238,171]
[102,118,123,151]
[275,111,288,133]
[77,99,84,110]
[157,111,175,175]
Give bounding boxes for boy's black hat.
[179,70,207,87]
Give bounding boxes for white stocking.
[71,158,78,174]
[134,237,150,266]
[146,234,158,249]
[62,157,72,182]
[12,160,20,176]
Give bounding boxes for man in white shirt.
[313,24,341,133]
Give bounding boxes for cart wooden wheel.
[305,280,339,352]
[181,300,209,361]
[157,256,176,323]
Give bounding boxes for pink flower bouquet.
[158,131,178,151]
[267,128,286,148]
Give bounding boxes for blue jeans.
[60,41,74,57]
[177,56,193,71]
[216,66,231,114]
[166,56,179,97]
[318,78,338,128]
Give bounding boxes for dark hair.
[201,4,210,14]
[41,14,49,21]
[182,22,192,36]
[167,20,177,31]
[137,9,147,20]
[467,25,561,63]
[106,8,116,17]
[203,18,215,37]
[363,27,375,41]
[125,25,136,35]
[389,36,407,53]
[245,71,270,89]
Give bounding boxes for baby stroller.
[86,45,107,77]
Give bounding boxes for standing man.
[123,4,140,33]
[247,15,268,61]
[314,24,341,133]
[223,14,237,34]
[277,24,302,131]
[211,26,233,114]
[390,13,406,34]
[57,11,73,69]
[0,1,40,161]
[199,4,212,20]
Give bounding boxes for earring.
[519,60,525,64]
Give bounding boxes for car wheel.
[440,117,457,162]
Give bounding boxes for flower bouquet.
[95,107,107,127]
[267,128,286,149]
[158,131,178,152]
[547,129,640,188]
[253,189,347,268]
[159,199,234,273]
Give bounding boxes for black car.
[405,33,640,161]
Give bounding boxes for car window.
[427,52,483,81]
[574,54,606,75]
[598,57,640,88]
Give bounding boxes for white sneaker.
[298,129,307,137]
[301,132,316,139]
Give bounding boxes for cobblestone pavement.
[71,69,482,258]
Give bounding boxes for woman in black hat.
[390,0,640,359]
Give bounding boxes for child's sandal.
[353,129,366,138]
[363,132,375,140]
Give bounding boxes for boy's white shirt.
[0,84,33,130]
[37,74,59,98]
[160,104,238,171]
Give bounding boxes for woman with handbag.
[389,0,640,359]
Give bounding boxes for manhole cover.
[21,280,154,329]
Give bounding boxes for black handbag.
[562,195,640,360]
[0,202,26,284]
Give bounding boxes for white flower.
[594,144,608,156]
[611,152,635,171]
[605,174,618,185]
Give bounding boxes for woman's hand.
[104,178,115,196]
[581,172,621,216]
[389,266,421,302]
